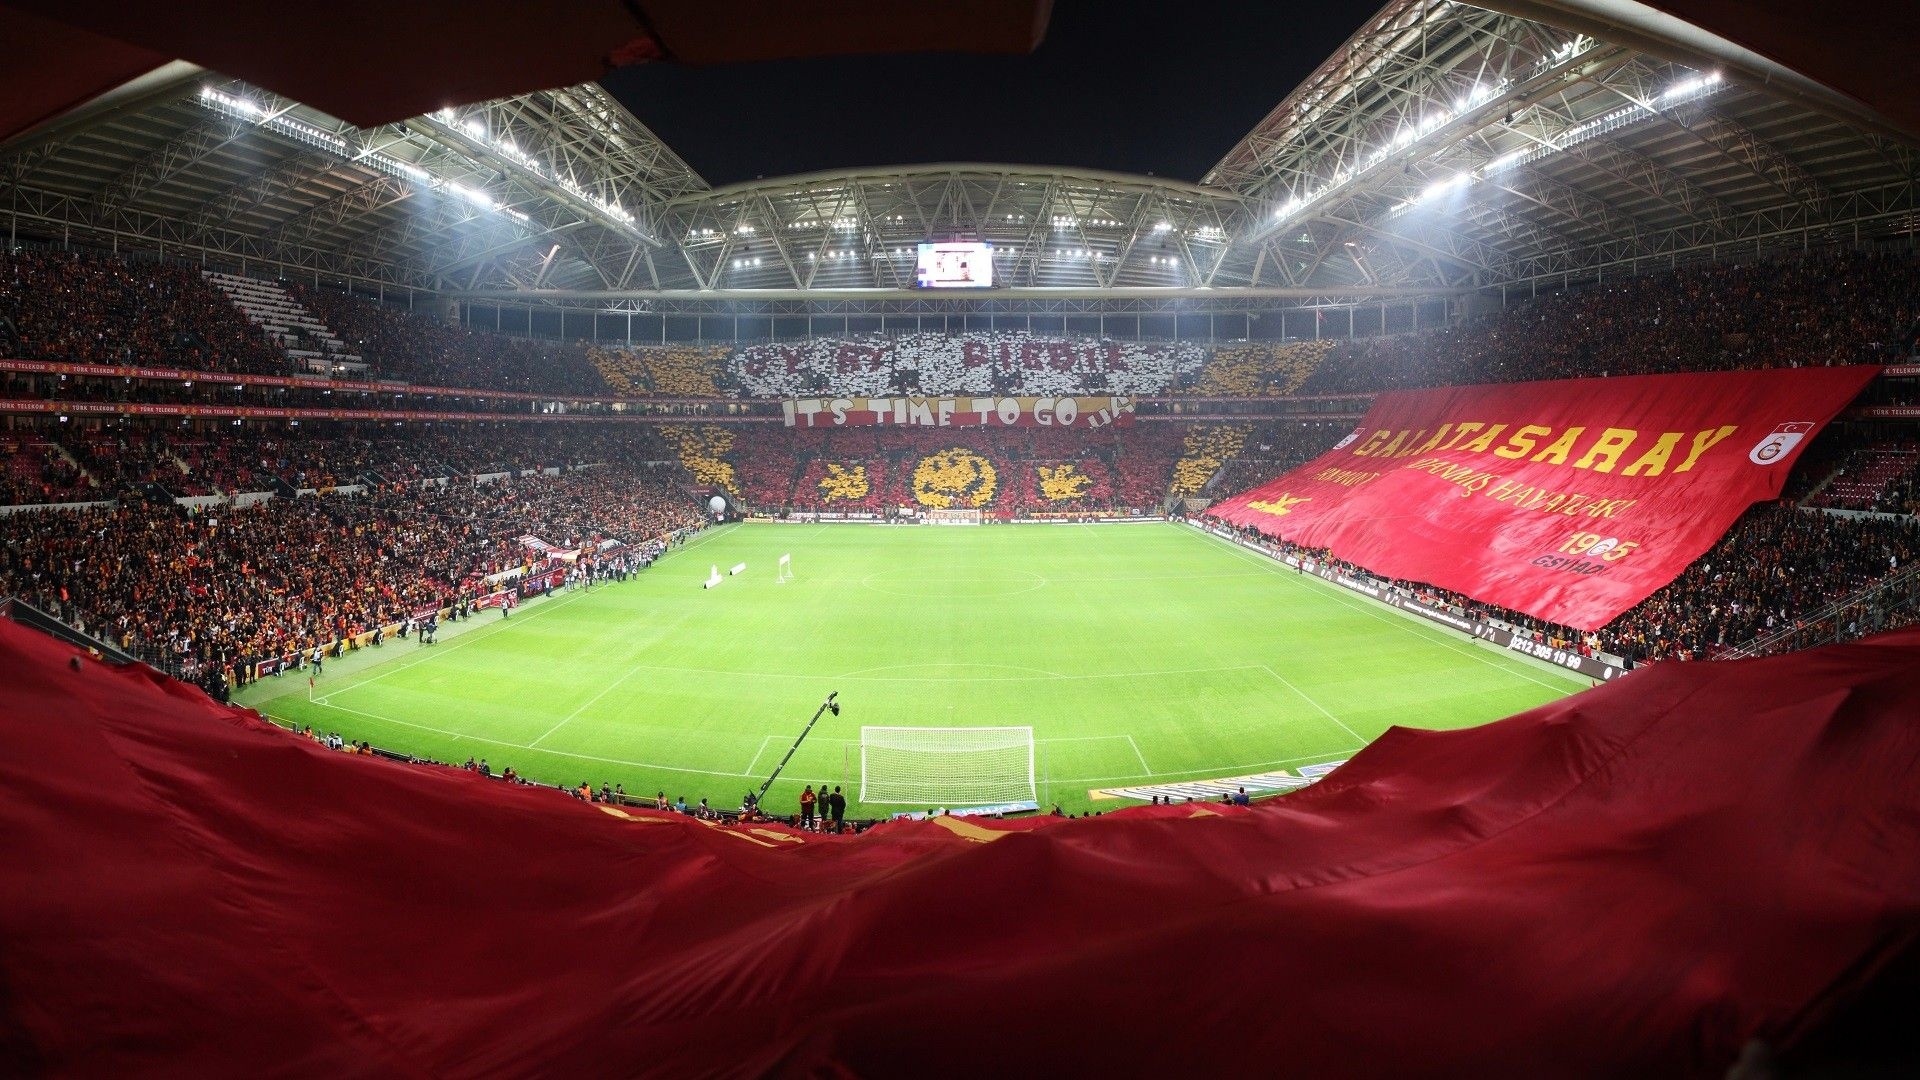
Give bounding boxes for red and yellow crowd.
[5,243,1920,672]
[0,439,705,695]
[1297,250,1920,394]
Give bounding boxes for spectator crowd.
[727,332,1210,397]
[6,242,1920,675]
[1298,249,1920,394]
[0,454,706,694]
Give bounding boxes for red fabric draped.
[3,616,1920,1077]
[1207,367,1878,630]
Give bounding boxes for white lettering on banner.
[782,395,1137,429]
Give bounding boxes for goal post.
[923,508,983,525]
[859,726,1036,806]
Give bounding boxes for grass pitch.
[247,521,1584,817]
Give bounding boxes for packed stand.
[0,250,284,374]
[1215,502,1920,664]
[723,424,1185,515]
[1188,340,1337,396]
[728,332,1208,397]
[1205,421,1354,498]
[587,345,733,397]
[0,423,683,505]
[0,464,706,692]
[1298,249,1920,395]
[659,425,740,493]
[1168,424,1251,498]
[284,284,609,396]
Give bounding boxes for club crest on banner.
[1247,494,1311,517]
[1750,422,1814,465]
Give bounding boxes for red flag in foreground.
[3,616,1919,1076]
[1208,366,1879,630]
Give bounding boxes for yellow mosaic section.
[1169,424,1251,497]
[587,345,731,397]
[661,425,738,492]
[1194,340,1336,396]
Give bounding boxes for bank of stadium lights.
[1477,71,1725,177]
[781,218,864,231]
[1391,70,1726,215]
[1417,171,1473,202]
[429,108,641,231]
[199,87,529,222]
[1257,51,1615,233]
[198,86,346,153]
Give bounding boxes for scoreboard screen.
[915,242,994,288]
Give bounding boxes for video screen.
[915,242,994,288]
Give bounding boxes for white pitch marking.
[1183,524,1578,692]
[838,662,1069,679]
[308,699,806,781]
[527,661,650,748]
[1259,664,1368,745]
[743,734,778,776]
[300,585,592,702]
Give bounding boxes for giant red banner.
[1208,367,1879,630]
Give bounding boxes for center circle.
[860,568,1047,598]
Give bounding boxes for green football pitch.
[245,521,1585,817]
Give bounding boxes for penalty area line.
[1259,664,1367,745]
[304,699,807,782]
[527,662,650,748]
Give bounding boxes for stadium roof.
[0,0,1913,312]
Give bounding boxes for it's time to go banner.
[781,395,1137,429]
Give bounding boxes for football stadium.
[3,1,1919,1075]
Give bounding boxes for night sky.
[600,0,1376,188]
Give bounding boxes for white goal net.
[923,508,983,525]
[860,726,1036,806]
